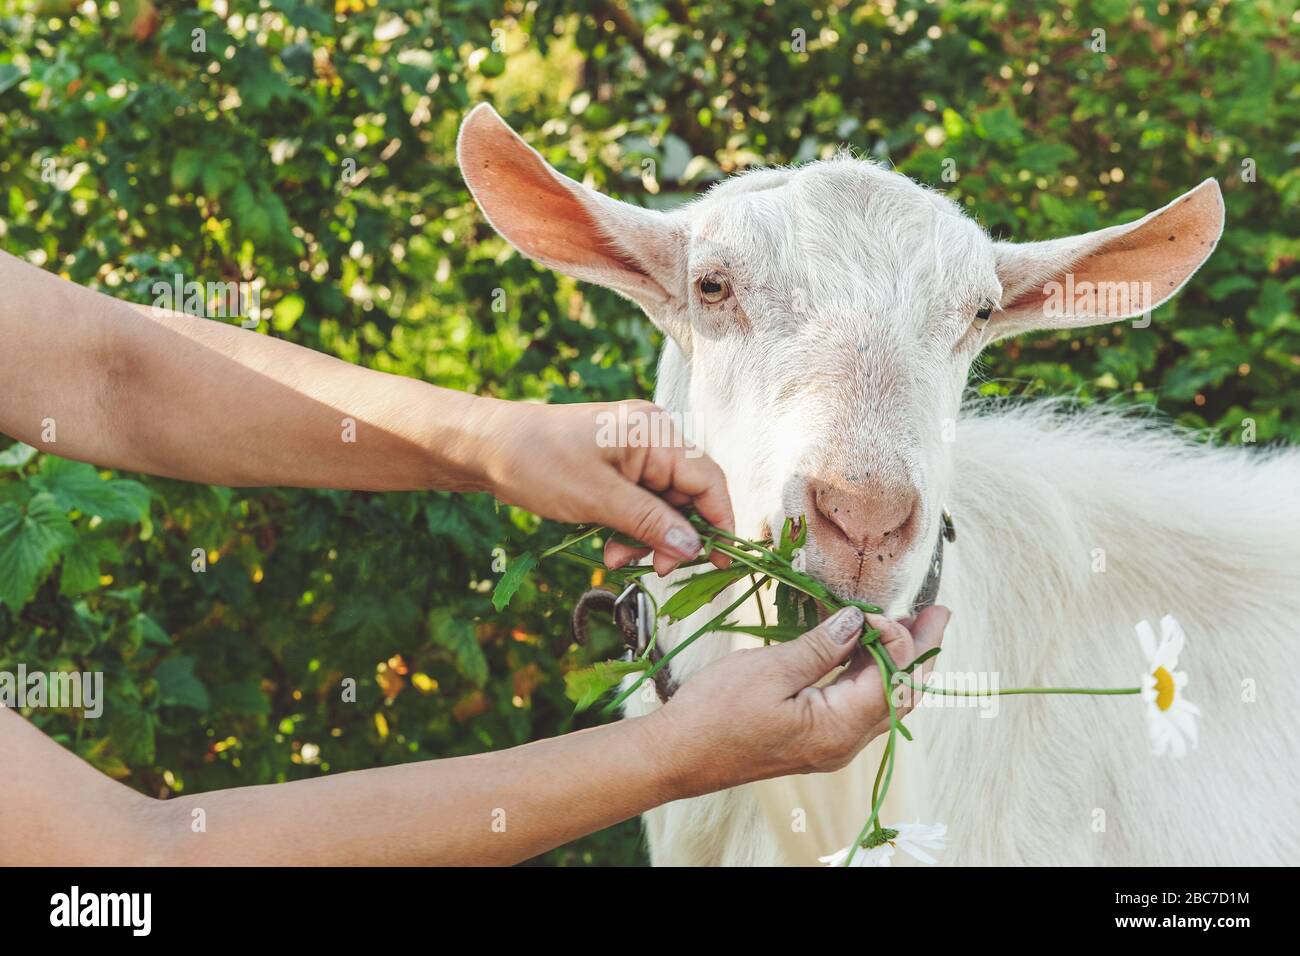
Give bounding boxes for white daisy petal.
[1135,619,1158,662]
[1150,722,1170,757]
[897,821,948,846]
[1170,726,1188,758]
[899,842,938,865]
[887,822,945,866]
[1171,704,1200,748]
[1160,615,1186,660]
[870,845,896,867]
[819,842,893,867]
[818,847,850,867]
[1136,615,1200,759]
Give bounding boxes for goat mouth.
[807,560,899,616]
[851,545,895,589]
[802,533,905,604]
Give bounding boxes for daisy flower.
[1136,614,1201,758]
[819,821,948,867]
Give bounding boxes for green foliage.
[564,658,649,713]
[0,0,1295,866]
[491,551,537,612]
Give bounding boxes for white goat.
[458,104,1300,866]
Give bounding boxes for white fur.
[628,401,1300,865]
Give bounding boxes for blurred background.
[0,0,1296,865]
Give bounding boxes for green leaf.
[975,106,1023,143]
[134,612,173,648]
[940,107,966,141]
[0,442,37,469]
[491,551,536,612]
[1038,193,1073,227]
[280,42,315,78]
[658,566,746,622]
[272,292,306,332]
[211,679,270,716]
[478,51,506,78]
[564,659,649,712]
[230,182,273,245]
[86,751,131,780]
[32,456,149,524]
[109,705,156,765]
[58,534,120,597]
[200,156,243,199]
[774,581,817,630]
[429,607,488,685]
[775,515,807,560]
[1206,275,1256,301]
[171,147,205,192]
[1015,142,1077,175]
[0,63,24,95]
[899,646,942,673]
[0,493,75,609]
[425,495,474,539]
[155,655,211,711]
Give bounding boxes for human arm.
[0,251,726,568]
[0,607,947,865]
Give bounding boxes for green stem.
[869,739,888,825]
[708,539,878,613]
[551,548,616,572]
[603,576,768,714]
[749,573,768,640]
[844,641,899,866]
[687,516,782,559]
[894,673,1141,697]
[540,525,602,558]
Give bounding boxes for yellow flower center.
[1152,666,1176,711]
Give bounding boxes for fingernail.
[828,606,864,643]
[665,525,702,558]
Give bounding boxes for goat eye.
[698,273,730,304]
[973,302,993,329]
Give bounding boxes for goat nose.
[810,478,919,551]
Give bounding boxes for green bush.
[1,0,1295,864]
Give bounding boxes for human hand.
[478,399,733,575]
[648,606,950,796]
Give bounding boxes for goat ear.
[989,179,1224,340]
[457,104,686,323]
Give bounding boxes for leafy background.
[0,0,1295,865]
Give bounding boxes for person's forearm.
[145,711,687,866]
[2,608,938,866]
[0,251,500,491]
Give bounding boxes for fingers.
[821,606,951,726]
[602,437,735,572]
[867,612,915,670]
[764,607,864,694]
[646,447,734,570]
[665,451,735,534]
[907,605,949,681]
[603,538,650,570]
[599,480,704,572]
[890,605,949,719]
[910,605,950,657]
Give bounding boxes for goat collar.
[572,508,955,704]
[909,506,956,616]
